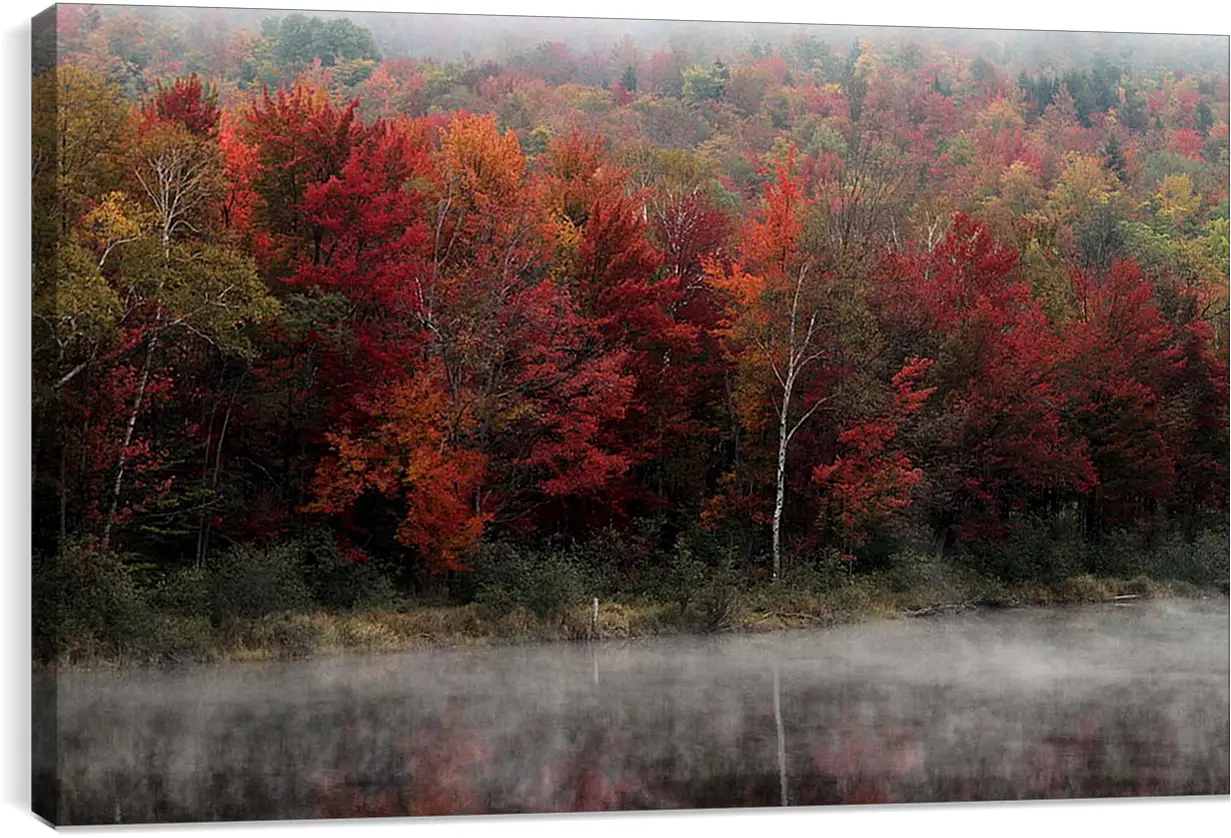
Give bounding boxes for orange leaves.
[741,151,805,278]
[708,155,811,330]
[218,115,258,232]
[702,160,810,353]
[439,113,525,205]
[704,259,766,311]
[430,112,552,294]
[306,375,488,573]
[546,129,606,185]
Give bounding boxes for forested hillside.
[32,7,1230,663]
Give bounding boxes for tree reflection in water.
[45,602,1230,824]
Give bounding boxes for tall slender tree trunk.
[197,396,233,568]
[58,442,68,544]
[100,317,160,552]
[772,378,793,583]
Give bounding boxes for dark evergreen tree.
[1103,135,1128,182]
[620,63,638,93]
[1197,100,1213,136]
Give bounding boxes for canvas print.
[30,2,1230,826]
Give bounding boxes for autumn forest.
[31,7,1231,663]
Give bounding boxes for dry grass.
[42,573,1219,671]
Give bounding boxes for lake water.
[36,599,1230,824]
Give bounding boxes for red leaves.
[305,374,488,573]
[517,346,637,499]
[1054,258,1219,520]
[874,215,1100,538]
[891,357,938,415]
[142,73,220,139]
[881,212,1022,336]
[814,358,935,546]
[654,191,732,281]
[239,81,372,271]
[1170,128,1205,160]
[497,277,638,501]
[296,117,434,314]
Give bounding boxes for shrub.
[287,529,397,610]
[689,559,740,631]
[269,616,325,659]
[147,566,211,618]
[1089,524,1228,587]
[1088,528,1150,579]
[472,543,586,619]
[142,614,215,665]
[32,543,154,663]
[240,614,326,659]
[649,543,711,612]
[205,541,312,623]
[883,549,956,596]
[971,514,1088,584]
[1150,527,1229,586]
[571,524,658,598]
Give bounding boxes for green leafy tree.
[682,61,730,105]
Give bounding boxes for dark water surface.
[38,600,1230,824]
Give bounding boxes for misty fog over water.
[40,600,1229,824]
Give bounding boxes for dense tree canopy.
[34,7,1229,595]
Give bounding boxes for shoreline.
[38,574,1228,673]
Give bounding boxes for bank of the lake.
[39,570,1228,671]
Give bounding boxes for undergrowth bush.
[647,543,711,612]
[472,543,586,619]
[148,566,211,617]
[294,531,397,611]
[969,514,1088,584]
[689,558,740,631]
[33,543,154,663]
[205,541,312,623]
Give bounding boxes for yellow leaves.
[290,78,332,111]
[553,83,616,115]
[1048,153,1117,222]
[999,161,1045,215]
[1155,174,1200,230]
[1022,238,1077,322]
[488,396,539,436]
[44,236,123,338]
[32,65,129,227]
[854,49,877,78]
[82,192,151,262]
[547,208,583,282]
[1200,217,1230,279]
[550,209,583,247]
[977,97,1026,136]
[908,197,956,251]
[650,147,720,192]
[440,113,525,203]
[124,120,226,239]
